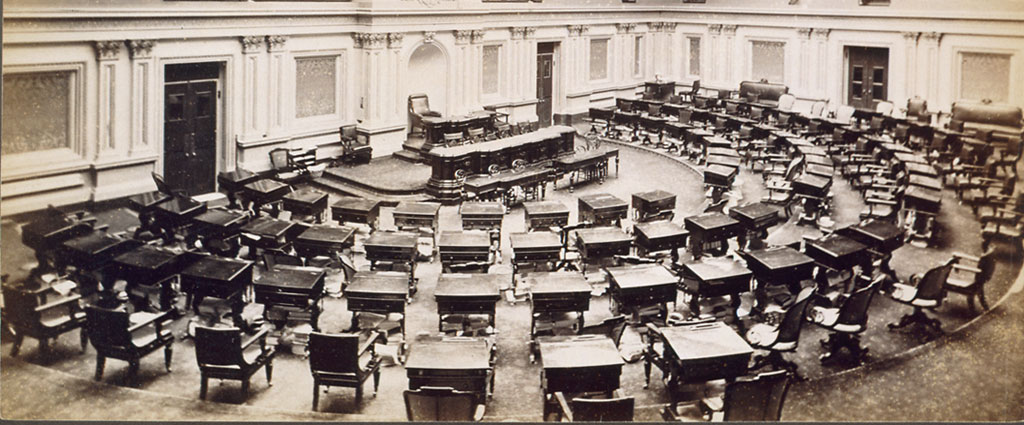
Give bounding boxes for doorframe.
[157,56,232,188]
[535,40,561,125]
[841,44,892,108]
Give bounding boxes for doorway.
[536,42,557,128]
[846,47,889,110]
[164,62,220,196]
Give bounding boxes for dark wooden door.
[164,80,217,195]
[536,43,555,128]
[846,47,889,110]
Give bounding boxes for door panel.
[537,46,555,128]
[847,47,889,110]
[164,80,217,195]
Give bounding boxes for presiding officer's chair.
[409,93,442,137]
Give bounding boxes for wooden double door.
[846,47,889,110]
[164,62,220,196]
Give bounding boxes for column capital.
[388,32,404,49]
[127,39,156,59]
[524,27,536,39]
[649,22,664,32]
[471,30,485,44]
[240,36,263,54]
[921,32,942,43]
[811,28,831,40]
[616,23,636,34]
[796,27,812,38]
[267,35,289,52]
[454,29,473,45]
[567,25,590,37]
[708,24,722,34]
[510,27,525,39]
[355,33,386,49]
[423,31,437,44]
[662,22,677,33]
[94,40,122,61]
[722,24,738,35]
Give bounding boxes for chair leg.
[94,355,106,381]
[164,346,173,372]
[355,385,363,402]
[80,329,89,353]
[265,361,274,385]
[373,370,381,396]
[200,376,209,400]
[312,383,319,411]
[10,333,24,357]
[977,289,990,311]
[241,379,250,399]
[128,360,141,387]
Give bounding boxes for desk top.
[729,202,779,225]
[554,147,619,166]
[113,245,179,270]
[578,193,628,210]
[63,232,130,256]
[744,247,814,273]
[576,227,633,245]
[796,144,828,157]
[394,201,441,217]
[659,322,753,361]
[296,225,357,246]
[683,258,752,282]
[240,216,295,238]
[605,264,677,289]
[805,154,834,168]
[510,231,562,250]
[685,212,740,232]
[806,234,868,261]
[405,338,492,371]
[283,188,328,204]
[218,168,259,186]
[438,230,492,248]
[909,175,943,191]
[435,273,504,298]
[632,189,676,204]
[181,255,253,283]
[155,196,205,215]
[364,231,419,248]
[331,197,381,212]
[705,165,738,180]
[526,272,592,295]
[428,125,574,157]
[634,220,689,240]
[524,201,570,215]
[244,179,288,195]
[347,271,409,295]
[22,214,83,241]
[794,174,831,191]
[707,147,740,158]
[904,162,938,177]
[893,152,929,165]
[254,265,325,290]
[460,202,505,216]
[839,220,903,251]
[540,336,623,370]
[904,185,943,206]
[194,209,248,227]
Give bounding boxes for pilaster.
[240,36,265,138]
[811,28,830,98]
[707,24,722,85]
[128,39,156,157]
[267,35,289,136]
[797,28,812,95]
[721,25,738,85]
[94,40,122,159]
[920,32,942,104]
[902,32,920,101]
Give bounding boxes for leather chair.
[552,389,635,422]
[3,286,88,357]
[745,286,815,376]
[408,93,442,137]
[808,276,882,364]
[85,305,174,386]
[404,386,485,421]
[339,124,372,165]
[700,370,791,421]
[269,148,304,185]
[308,331,383,410]
[579,315,627,347]
[195,326,276,400]
[888,260,954,335]
[946,249,996,314]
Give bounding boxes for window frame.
[954,48,1015,104]
[291,50,344,127]
[748,38,787,84]
[589,37,611,83]
[686,35,702,79]
[633,35,643,78]
[481,43,503,98]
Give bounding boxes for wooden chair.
[579,315,627,347]
[404,386,485,421]
[443,132,464,147]
[408,93,442,136]
[85,306,174,386]
[946,249,996,314]
[308,331,383,410]
[808,276,881,364]
[466,127,485,144]
[195,326,276,400]
[339,124,372,165]
[745,286,815,376]
[552,389,635,422]
[888,261,954,336]
[835,105,855,125]
[269,148,304,185]
[699,370,791,421]
[3,286,88,357]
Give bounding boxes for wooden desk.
[704,165,737,189]
[330,197,381,229]
[524,201,570,231]
[239,216,300,255]
[460,202,505,231]
[631,190,676,222]
[292,225,355,260]
[578,193,628,226]
[393,201,440,232]
[526,272,592,338]
[742,247,814,308]
[59,231,139,274]
[903,185,942,214]
[646,322,752,408]
[633,220,689,258]
[553,148,620,191]
[605,264,678,323]
[22,213,94,273]
[406,337,494,402]
[574,227,632,272]
[893,151,930,165]
[909,175,943,192]
[217,168,260,209]
[190,208,248,254]
[792,174,832,199]
[243,179,289,217]
[345,271,409,340]
[112,245,185,311]
[434,273,503,331]
[254,265,325,330]
[282,188,329,223]
[679,258,752,318]
[438,231,492,271]
[804,233,869,273]
[904,162,939,178]
[540,335,623,419]
[364,231,418,266]
[510,231,563,274]
[179,255,253,324]
[837,219,903,255]
[729,202,780,237]
[153,196,207,241]
[684,212,741,258]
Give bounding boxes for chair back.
[340,124,358,142]
[776,286,815,345]
[308,332,361,375]
[836,105,856,124]
[152,172,173,196]
[869,116,886,132]
[975,249,998,285]
[726,102,739,115]
[580,315,627,347]
[784,156,804,181]
[750,107,765,121]
[679,109,693,124]
[404,386,478,421]
[875,101,895,116]
[723,370,791,421]
[907,97,928,119]
[915,262,954,302]
[715,116,728,129]
[690,80,701,95]
[409,94,430,115]
[810,101,826,117]
[694,97,708,109]
[571,393,635,421]
[85,305,133,350]
[194,326,244,367]
[269,148,291,171]
[263,249,304,269]
[836,276,881,330]
[2,287,43,332]
[777,94,796,112]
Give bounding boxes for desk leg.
[688,293,701,318]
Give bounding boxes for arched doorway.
[407,43,447,121]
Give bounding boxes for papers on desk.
[51,279,77,296]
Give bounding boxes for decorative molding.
[454,29,472,45]
[423,31,436,44]
[510,27,525,39]
[94,40,122,61]
[707,24,722,34]
[127,39,155,59]
[387,32,404,49]
[922,31,942,43]
[797,27,813,38]
[567,25,589,37]
[649,22,664,32]
[471,29,485,44]
[721,24,738,35]
[662,22,677,32]
[240,36,263,54]
[616,23,637,34]
[267,35,288,52]
[811,28,831,39]
[902,31,921,42]
[524,27,536,39]
[354,32,386,49]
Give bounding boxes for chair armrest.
[127,310,173,334]
[951,252,980,262]
[553,392,574,422]
[34,294,82,314]
[952,264,982,274]
[241,327,270,350]
[700,396,725,414]
[358,330,382,357]
[865,197,898,206]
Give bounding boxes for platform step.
[393,149,423,164]
[311,176,429,205]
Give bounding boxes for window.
[633,36,642,76]
[751,40,785,83]
[960,52,1011,103]
[482,45,500,95]
[590,38,609,81]
[688,37,701,77]
[295,55,337,118]
[2,71,72,156]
